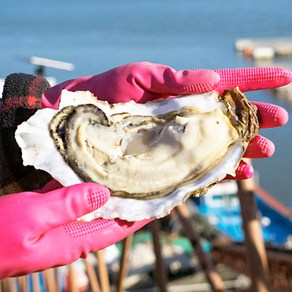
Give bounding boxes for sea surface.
[1,0,292,205]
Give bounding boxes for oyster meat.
[15,88,259,221]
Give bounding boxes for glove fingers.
[138,64,220,96]
[63,218,152,252]
[43,64,292,107]
[225,160,254,180]
[33,183,110,233]
[35,218,152,267]
[109,63,220,102]
[226,136,276,179]
[252,101,288,128]
[214,67,292,93]
[42,62,221,106]
[244,135,275,158]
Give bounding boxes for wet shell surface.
[15,88,259,221]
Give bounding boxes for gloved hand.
[43,62,292,179]
[0,181,150,280]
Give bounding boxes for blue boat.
[193,181,292,247]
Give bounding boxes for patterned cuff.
[0,73,51,194]
[1,73,50,127]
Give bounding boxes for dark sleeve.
[0,73,52,195]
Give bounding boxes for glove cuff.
[0,73,51,195]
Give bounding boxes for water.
[1,0,292,204]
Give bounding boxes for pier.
[235,37,292,60]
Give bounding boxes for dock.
[235,37,292,60]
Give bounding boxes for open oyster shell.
[15,88,259,221]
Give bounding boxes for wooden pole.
[84,258,101,292]
[96,250,110,292]
[67,265,78,292]
[43,269,58,292]
[237,175,271,292]
[175,204,225,292]
[1,280,10,292]
[150,220,168,292]
[17,276,27,292]
[0,278,16,292]
[32,273,41,292]
[117,235,133,292]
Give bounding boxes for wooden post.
[17,276,28,292]
[175,204,225,292]
[84,258,101,292]
[67,265,79,292]
[43,269,59,292]
[0,278,18,292]
[32,273,41,292]
[150,220,168,292]
[117,235,133,292]
[237,175,271,292]
[96,250,110,292]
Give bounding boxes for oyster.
[15,88,259,221]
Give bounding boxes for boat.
[235,37,292,60]
[193,180,292,248]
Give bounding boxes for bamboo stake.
[43,269,58,292]
[84,258,101,292]
[96,250,110,292]
[117,235,133,292]
[237,174,271,292]
[55,268,62,292]
[0,279,10,292]
[0,279,14,292]
[7,278,17,292]
[67,265,78,292]
[17,276,27,292]
[175,204,225,292]
[150,220,168,292]
[32,273,41,292]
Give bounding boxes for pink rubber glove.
[0,181,150,279]
[43,62,292,180]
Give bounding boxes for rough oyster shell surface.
[15,89,259,221]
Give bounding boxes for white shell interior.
[15,90,243,221]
